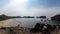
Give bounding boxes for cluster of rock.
[0,23,60,34]
[30,23,60,34]
[0,27,42,34]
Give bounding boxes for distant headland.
[0,14,20,21]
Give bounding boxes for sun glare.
[13,0,28,3]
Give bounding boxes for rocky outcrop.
[0,27,60,34]
[51,14,60,21]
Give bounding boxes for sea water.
[9,18,60,28]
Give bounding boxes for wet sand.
[0,19,13,27]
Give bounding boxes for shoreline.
[0,19,13,27]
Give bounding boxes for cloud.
[0,0,60,18]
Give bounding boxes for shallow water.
[9,18,60,28]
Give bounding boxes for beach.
[0,19,13,27]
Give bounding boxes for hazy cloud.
[0,0,60,18]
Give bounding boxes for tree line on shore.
[0,14,60,21]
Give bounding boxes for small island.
[22,16,34,18]
[36,16,46,18]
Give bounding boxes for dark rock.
[51,14,60,21]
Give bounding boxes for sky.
[0,0,60,18]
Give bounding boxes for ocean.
[9,18,60,28]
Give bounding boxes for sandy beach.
[0,19,13,27]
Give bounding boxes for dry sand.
[0,19,13,27]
